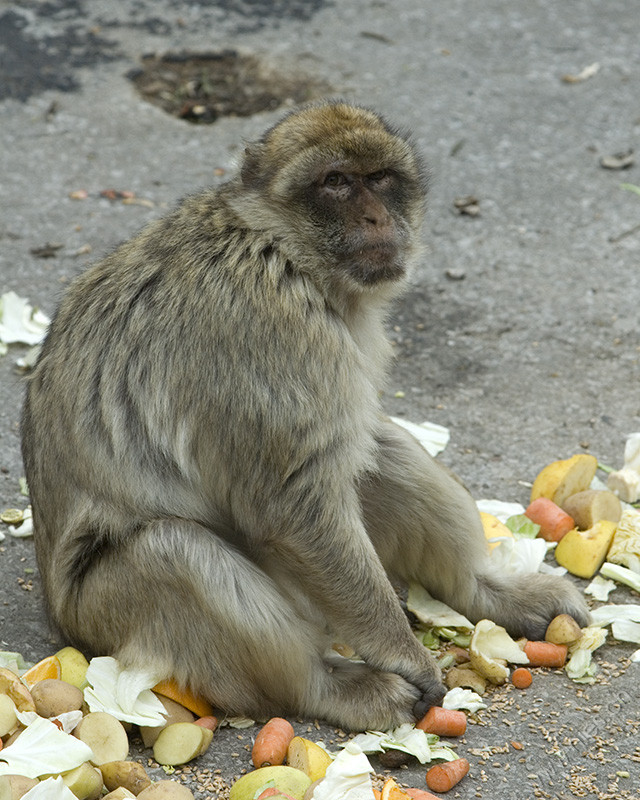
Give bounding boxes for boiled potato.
[103,790,136,800]
[561,489,622,530]
[0,775,39,800]
[544,614,583,645]
[287,737,333,783]
[480,512,513,551]
[74,712,129,765]
[0,694,18,737]
[139,695,195,747]
[530,454,597,506]
[0,667,36,713]
[137,782,195,799]
[153,722,212,766]
[30,678,84,718]
[59,762,103,800]
[100,760,152,795]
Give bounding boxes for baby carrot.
[525,497,575,542]
[251,716,295,768]
[405,789,441,800]
[194,715,219,731]
[523,641,568,668]
[511,667,533,688]
[416,706,467,737]
[426,758,470,792]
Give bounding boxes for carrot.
[194,715,219,731]
[525,497,575,542]
[511,667,533,688]
[22,655,61,688]
[380,778,411,799]
[416,706,467,737]
[251,716,295,768]
[404,789,441,800]
[523,640,568,668]
[152,678,214,718]
[425,758,470,793]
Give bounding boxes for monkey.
[21,101,589,731]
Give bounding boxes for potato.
[561,489,622,530]
[0,775,39,800]
[0,693,18,737]
[74,712,129,765]
[153,722,212,766]
[530,454,597,507]
[139,695,195,747]
[445,665,487,695]
[30,678,84,718]
[137,782,195,799]
[59,762,103,800]
[554,520,617,578]
[55,646,90,689]
[286,737,333,782]
[544,614,583,645]
[229,767,312,800]
[100,760,152,795]
[103,790,137,800]
[0,668,36,713]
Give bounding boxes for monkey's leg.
[360,419,590,640]
[64,518,427,731]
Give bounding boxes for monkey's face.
[308,164,415,287]
[239,102,428,292]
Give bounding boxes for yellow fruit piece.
[55,646,90,689]
[480,513,514,551]
[554,520,617,578]
[229,766,311,800]
[152,678,214,718]
[287,737,333,783]
[380,778,411,799]
[22,655,62,688]
[530,454,598,506]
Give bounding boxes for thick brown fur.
[22,102,589,730]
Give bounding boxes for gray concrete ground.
[1,0,639,797]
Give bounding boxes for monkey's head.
[239,102,428,292]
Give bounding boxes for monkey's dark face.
[308,164,415,286]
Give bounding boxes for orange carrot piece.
[152,678,214,718]
[194,715,219,731]
[251,717,295,768]
[425,758,470,793]
[511,667,533,688]
[22,655,61,688]
[405,789,441,800]
[416,706,467,737]
[525,497,575,542]
[523,640,568,668]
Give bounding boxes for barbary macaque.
[22,102,589,730]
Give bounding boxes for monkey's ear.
[240,144,267,188]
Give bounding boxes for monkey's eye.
[323,172,347,187]
[367,169,388,183]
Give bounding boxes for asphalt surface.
[1,1,639,798]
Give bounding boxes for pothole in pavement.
[128,50,331,123]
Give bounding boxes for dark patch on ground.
[128,51,331,123]
[0,6,118,101]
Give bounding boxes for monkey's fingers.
[412,680,447,720]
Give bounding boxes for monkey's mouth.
[343,245,406,285]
